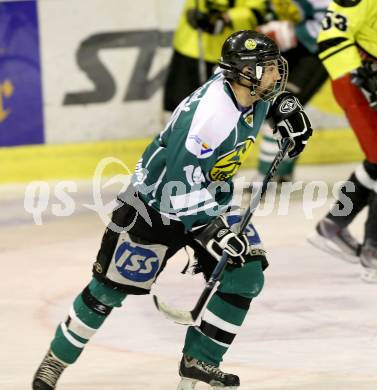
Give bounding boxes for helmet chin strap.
[238,73,257,95]
[249,85,257,96]
[238,66,281,102]
[238,66,263,97]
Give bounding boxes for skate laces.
[198,360,225,379]
[35,352,66,387]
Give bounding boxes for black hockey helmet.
[219,30,288,101]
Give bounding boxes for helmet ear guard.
[218,58,258,89]
[218,60,234,73]
[238,66,259,96]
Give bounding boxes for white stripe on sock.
[68,306,97,340]
[202,310,240,335]
[60,323,85,349]
[260,140,279,154]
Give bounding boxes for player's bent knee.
[219,256,265,299]
[215,291,253,310]
[81,284,115,314]
[86,278,127,308]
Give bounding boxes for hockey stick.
[196,0,207,84]
[153,137,294,325]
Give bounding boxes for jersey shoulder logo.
[186,134,214,158]
[244,113,254,126]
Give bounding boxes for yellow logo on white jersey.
[209,139,254,181]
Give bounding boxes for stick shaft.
[190,138,294,321]
[195,0,207,84]
[153,138,294,325]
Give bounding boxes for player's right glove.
[194,215,249,267]
[267,92,313,158]
[350,61,377,110]
[186,8,227,35]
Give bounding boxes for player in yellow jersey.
[163,0,268,112]
[308,0,377,283]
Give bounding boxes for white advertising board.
[38,0,184,144]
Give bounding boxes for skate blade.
[307,232,359,264]
[177,377,239,389]
[177,377,198,390]
[361,268,377,284]
[209,380,239,389]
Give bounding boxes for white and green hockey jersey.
[132,72,270,231]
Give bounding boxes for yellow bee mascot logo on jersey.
[210,139,254,181]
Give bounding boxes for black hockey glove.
[186,9,226,35]
[351,61,377,110]
[267,91,313,158]
[194,215,249,267]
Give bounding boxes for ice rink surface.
[1,164,376,390]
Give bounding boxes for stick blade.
[152,295,194,325]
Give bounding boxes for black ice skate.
[177,355,240,389]
[32,349,67,390]
[307,218,360,263]
[360,240,377,283]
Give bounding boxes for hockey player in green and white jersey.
[32,30,312,390]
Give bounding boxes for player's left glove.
[351,61,377,110]
[194,215,249,267]
[267,92,313,158]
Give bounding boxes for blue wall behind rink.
[0,0,44,146]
